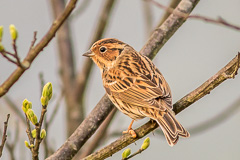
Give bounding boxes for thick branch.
[46,95,115,160]
[0,0,78,97]
[83,53,240,160]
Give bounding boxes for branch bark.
[83,53,240,160]
[0,0,78,97]
[46,0,200,159]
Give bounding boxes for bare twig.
[28,31,37,52]
[46,0,200,159]
[0,114,10,158]
[157,0,180,26]
[4,96,26,125]
[142,0,154,36]
[83,53,240,160]
[0,0,78,97]
[25,115,34,145]
[47,90,64,127]
[148,0,240,31]
[32,106,47,160]
[123,148,145,160]
[5,121,19,160]
[70,0,91,19]
[12,40,23,68]
[0,51,18,65]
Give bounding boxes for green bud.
[40,129,46,139]
[22,99,32,113]
[26,109,34,119]
[31,115,38,125]
[31,129,36,138]
[42,82,52,99]
[41,82,53,106]
[122,148,131,159]
[0,26,3,42]
[24,141,30,148]
[141,137,150,150]
[41,96,48,106]
[9,24,18,41]
[0,42,4,52]
[30,144,34,148]
[26,109,38,125]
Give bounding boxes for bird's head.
[83,38,126,70]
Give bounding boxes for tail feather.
[155,111,190,146]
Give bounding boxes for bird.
[83,38,190,146]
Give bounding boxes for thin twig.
[0,51,18,65]
[12,40,23,68]
[82,53,240,160]
[32,106,47,160]
[5,120,19,160]
[0,0,78,97]
[123,148,144,160]
[4,96,26,125]
[47,90,64,127]
[25,115,34,145]
[157,0,180,27]
[28,31,37,52]
[70,0,91,19]
[148,0,240,31]
[0,114,10,158]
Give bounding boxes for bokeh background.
[0,0,240,159]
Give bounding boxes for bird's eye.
[99,46,107,53]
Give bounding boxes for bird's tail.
[155,110,190,146]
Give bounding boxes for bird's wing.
[103,69,172,110]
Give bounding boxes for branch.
[79,108,118,158]
[0,114,10,158]
[83,53,240,160]
[4,96,25,125]
[140,0,200,59]
[157,0,180,26]
[148,0,240,31]
[46,95,115,160]
[0,0,78,97]
[47,0,200,159]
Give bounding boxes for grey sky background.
[0,0,240,159]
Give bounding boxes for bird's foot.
[122,128,137,138]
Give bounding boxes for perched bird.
[83,38,190,146]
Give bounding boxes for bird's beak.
[83,50,94,57]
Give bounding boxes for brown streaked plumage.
[83,38,190,146]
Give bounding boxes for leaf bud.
[122,148,131,159]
